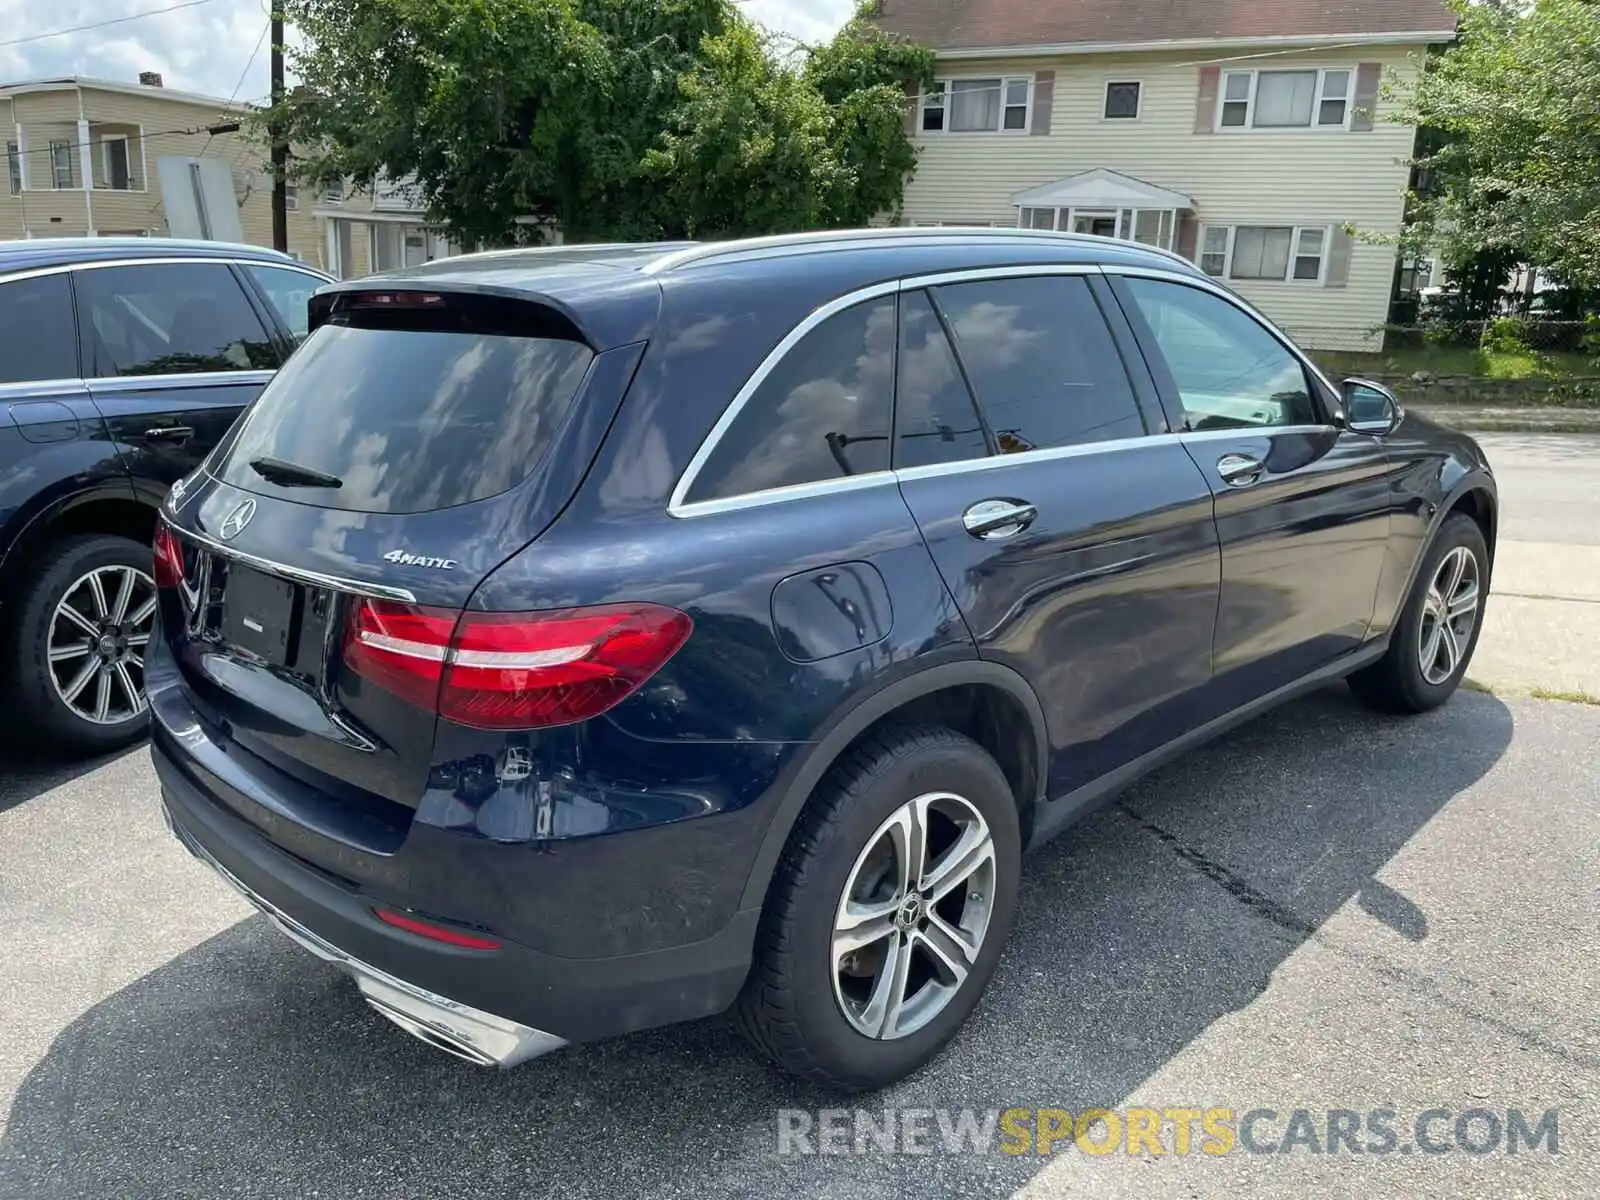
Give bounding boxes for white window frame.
[1201,223,1333,283]
[911,219,1000,227]
[920,75,1033,135]
[1102,80,1143,121]
[49,140,73,190]
[284,183,298,212]
[323,179,345,204]
[1216,67,1354,132]
[1016,205,1179,251]
[6,141,20,196]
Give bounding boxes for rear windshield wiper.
[248,456,343,489]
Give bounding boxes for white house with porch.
[879,0,1458,350]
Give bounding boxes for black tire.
[1,533,155,756]
[1349,512,1488,714]
[735,724,1021,1092]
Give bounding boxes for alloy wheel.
[831,791,997,1041]
[1417,545,1480,686]
[47,564,157,725]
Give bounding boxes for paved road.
[2,689,1596,1200]
[1468,435,1600,696]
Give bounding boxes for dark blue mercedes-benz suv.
[152,229,1495,1090]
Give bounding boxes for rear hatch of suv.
[152,268,658,871]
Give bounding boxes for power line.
[0,0,217,51]
[199,18,269,159]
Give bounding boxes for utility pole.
[269,6,288,253]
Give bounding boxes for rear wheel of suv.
[1348,512,1488,714]
[736,725,1021,1091]
[2,534,156,755]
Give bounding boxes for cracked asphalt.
[2,686,1595,1200]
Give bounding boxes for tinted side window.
[0,274,78,384]
[245,264,322,342]
[1120,277,1319,430]
[934,276,1146,453]
[76,263,278,377]
[686,296,895,503]
[895,290,990,469]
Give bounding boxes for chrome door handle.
[1216,454,1264,487]
[962,499,1037,539]
[144,425,195,444]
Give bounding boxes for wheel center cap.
[895,893,924,930]
[96,634,119,658]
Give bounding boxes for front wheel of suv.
[1348,512,1488,714]
[2,534,157,756]
[736,725,1022,1091]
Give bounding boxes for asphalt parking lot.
[2,437,1597,1200]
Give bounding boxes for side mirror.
[1340,378,1402,436]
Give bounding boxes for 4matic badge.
[383,550,459,570]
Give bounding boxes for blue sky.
[0,0,858,102]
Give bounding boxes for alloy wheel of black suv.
[144,229,1498,1090]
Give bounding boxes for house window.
[1019,208,1055,230]
[100,136,132,189]
[1220,68,1353,130]
[1292,228,1326,280]
[49,140,73,189]
[284,184,298,212]
[1202,225,1331,282]
[911,219,999,227]
[923,77,1031,133]
[6,142,20,195]
[1104,81,1141,120]
[1398,257,1435,296]
[324,179,345,204]
[1015,206,1179,250]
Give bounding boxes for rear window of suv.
[216,294,594,514]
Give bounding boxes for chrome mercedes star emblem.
[217,497,257,541]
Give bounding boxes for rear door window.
[75,262,279,377]
[244,264,324,343]
[933,275,1148,453]
[684,296,896,504]
[0,273,79,384]
[216,298,595,514]
[894,289,991,469]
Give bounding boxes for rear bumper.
[153,738,758,1058]
[164,801,565,1067]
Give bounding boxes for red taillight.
[373,907,502,950]
[343,599,692,730]
[153,524,184,588]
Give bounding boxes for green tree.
[265,0,931,245]
[1399,0,1600,288]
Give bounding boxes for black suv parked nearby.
[0,238,329,753]
[153,230,1495,1091]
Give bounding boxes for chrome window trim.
[1099,264,1344,399]
[893,431,1173,483]
[87,369,278,392]
[178,524,419,604]
[667,264,1112,518]
[0,257,333,286]
[0,378,86,400]
[1176,423,1337,444]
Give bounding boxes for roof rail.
[639,225,1200,275]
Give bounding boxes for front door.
[892,272,1221,804]
[75,260,282,491]
[1108,273,1391,704]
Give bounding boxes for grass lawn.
[1316,343,1597,382]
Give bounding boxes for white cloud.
[0,0,857,102]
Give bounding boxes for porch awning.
[1012,168,1194,212]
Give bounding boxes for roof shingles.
[873,0,1457,52]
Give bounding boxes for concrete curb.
[1408,405,1600,434]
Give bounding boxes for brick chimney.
[139,71,164,87]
